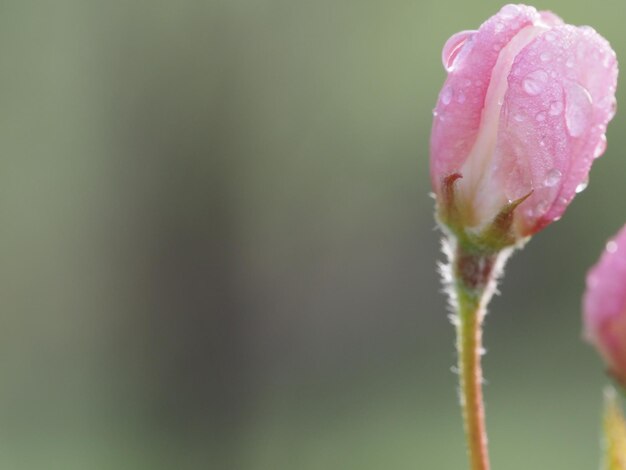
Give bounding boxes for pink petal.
[584,225,626,381]
[430,4,542,194]
[495,25,618,236]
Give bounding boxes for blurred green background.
[1,0,624,468]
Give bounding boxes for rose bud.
[431,4,618,249]
[584,225,626,387]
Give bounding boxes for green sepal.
[437,172,531,254]
[477,191,532,251]
[439,173,463,232]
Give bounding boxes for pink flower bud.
[431,4,618,240]
[584,226,626,386]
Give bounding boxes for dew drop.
[599,95,617,120]
[606,240,618,254]
[456,90,466,104]
[432,109,438,117]
[441,86,453,105]
[535,112,546,122]
[545,32,556,42]
[463,78,472,87]
[540,51,551,62]
[549,100,564,116]
[565,82,593,137]
[575,178,589,193]
[536,200,550,214]
[593,135,607,159]
[581,26,595,35]
[522,70,548,96]
[513,113,525,122]
[565,57,574,68]
[543,168,562,187]
[609,99,617,120]
[494,22,505,33]
[442,30,474,72]
[500,4,520,19]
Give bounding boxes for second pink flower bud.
[584,226,626,387]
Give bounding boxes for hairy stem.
[451,243,503,470]
[457,286,489,470]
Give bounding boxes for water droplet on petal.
[599,95,617,120]
[540,51,551,62]
[565,82,593,137]
[441,86,453,105]
[522,70,548,96]
[513,113,525,122]
[544,168,562,187]
[565,57,574,68]
[535,112,546,122]
[536,200,550,214]
[432,109,438,117]
[593,135,607,159]
[575,178,589,193]
[581,26,595,35]
[609,100,617,120]
[463,79,472,87]
[545,32,556,42]
[549,101,563,116]
[494,22,505,33]
[456,90,466,104]
[606,240,618,253]
[442,30,474,72]
[500,4,520,19]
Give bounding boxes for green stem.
[452,244,501,470]
[457,287,489,470]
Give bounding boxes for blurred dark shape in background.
[0,1,624,468]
